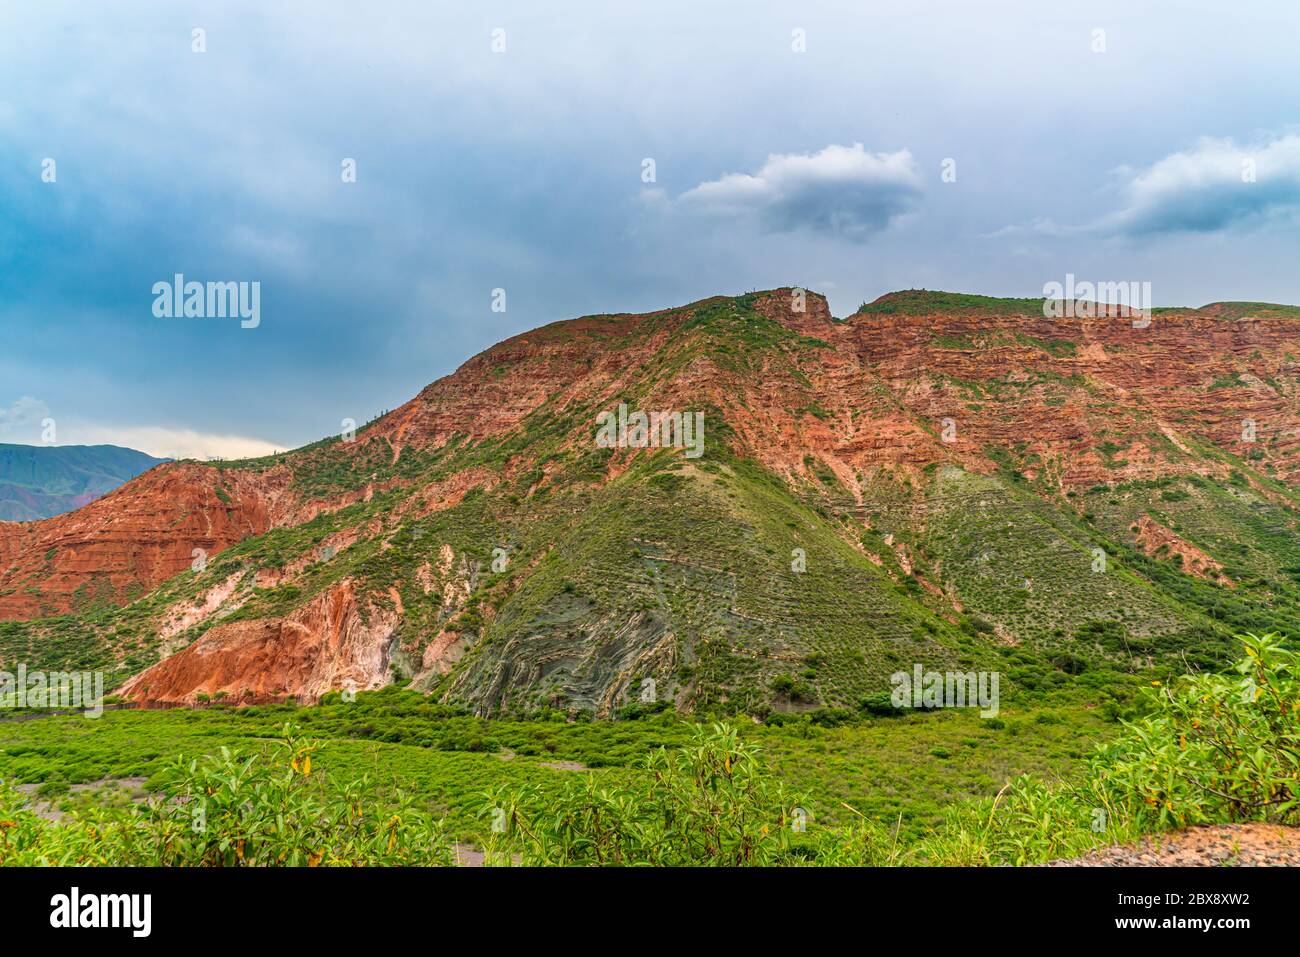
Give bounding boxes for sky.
[2,0,1299,458]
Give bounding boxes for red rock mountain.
[2,290,1297,714]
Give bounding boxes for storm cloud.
[677,144,922,241]
[1103,134,1300,236]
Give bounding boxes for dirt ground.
[1049,823,1300,866]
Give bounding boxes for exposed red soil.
[119,579,395,704]
[0,462,294,618]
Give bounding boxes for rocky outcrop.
[118,579,395,704]
[0,462,294,619]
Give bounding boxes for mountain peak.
[855,289,1049,317]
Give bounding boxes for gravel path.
[1050,824,1300,866]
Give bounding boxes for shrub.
[1,635,1292,868]
[0,724,452,866]
[481,724,803,865]
[476,634,1300,866]
[1096,631,1299,828]
[859,692,905,717]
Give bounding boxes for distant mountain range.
[0,444,169,521]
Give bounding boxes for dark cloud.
[677,144,922,241]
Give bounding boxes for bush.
[1097,631,1299,828]
[0,724,452,866]
[903,632,1300,864]
[859,692,905,717]
[1,635,1292,867]
[476,634,1300,866]
[481,724,804,865]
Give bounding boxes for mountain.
[0,444,168,521]
[0,289,1297,716]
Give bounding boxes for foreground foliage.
[482,724,801,865]
[0,727,451,866]
[481,632,1300,865]
[0,635,1293,866]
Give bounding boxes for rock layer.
[119,579,395,704]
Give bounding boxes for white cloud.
[1104,134,1300,234]
[1,394,281,459]
[0,396,52,438]
[1,400,278,459]
[61,424,283,461]
[676,143,923,241]
[999,134,1300,239]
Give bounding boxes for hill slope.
[0,444,168,521]
[1,289,1297,716]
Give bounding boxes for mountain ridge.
[1,289,1297,717]
[0,443,169,522]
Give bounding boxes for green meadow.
[0,680,1119,844]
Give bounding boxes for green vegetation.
[856,290,1047,316]
[0,724,451,865]
[855,291,1300,322]
[0,634,1291,865]
[1201,301,1300,321]
[0,679,1120,844]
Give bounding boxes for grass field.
[0,685,1116,845]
